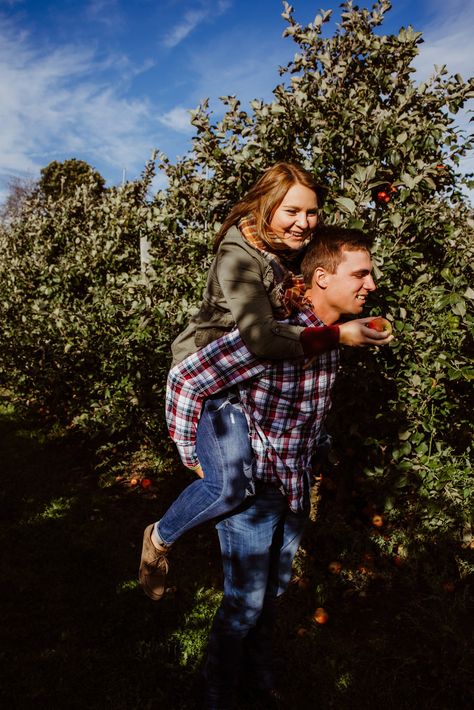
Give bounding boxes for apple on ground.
[313,607,329,624]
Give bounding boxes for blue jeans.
[204,482,310,709]
[158,392,254,546]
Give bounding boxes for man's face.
[320,248,376,318]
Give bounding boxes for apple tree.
[153,0,474,538]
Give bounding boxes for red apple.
[367,317,392,335]
[313,607,329,624]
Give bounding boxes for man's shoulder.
[288,308,324,329]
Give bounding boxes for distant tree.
[0,176,36,223]
[37,158,105,200]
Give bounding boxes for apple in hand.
[367,317,392,335]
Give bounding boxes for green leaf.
[400,172,415,190]
[334,196,356,214]
[451,300,466,317]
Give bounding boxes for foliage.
[37,158,105,201]
[0,0,473,543]
[0,159,174,448]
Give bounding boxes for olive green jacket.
[171,226,306,365]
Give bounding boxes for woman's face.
[269,183,319,250]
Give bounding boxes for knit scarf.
[238,215,311,317]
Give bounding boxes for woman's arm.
[217,240,392,357]
[216,241,326,358]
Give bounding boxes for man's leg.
[203,484,308,709]
[243,496,309,696]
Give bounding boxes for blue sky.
[1,0,473,200]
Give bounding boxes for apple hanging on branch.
[375,184,398,205]
[367,317,393,335]
[376,190,391,204]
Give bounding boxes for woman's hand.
[188,462,204,478]
[338,317,394,346]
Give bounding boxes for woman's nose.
[295,212,309,228]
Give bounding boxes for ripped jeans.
[157,391,254,546]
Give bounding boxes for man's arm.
[165,330,267,469]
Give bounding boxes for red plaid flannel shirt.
[166,308,339,512]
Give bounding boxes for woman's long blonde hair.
[214,162,326,252]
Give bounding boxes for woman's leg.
[157,392,254,546]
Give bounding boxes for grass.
[0,398,473,709]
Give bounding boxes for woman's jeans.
[158,392,254,546]
[203,483,309,709]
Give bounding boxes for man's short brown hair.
[301,226,374,287]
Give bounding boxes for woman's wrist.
[300,325,340,355]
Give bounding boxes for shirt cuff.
[300,325,340,355]
[176,443,199,469]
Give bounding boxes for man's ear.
[312,266,329,289]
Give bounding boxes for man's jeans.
[158,392,254,546]
[204,483,309,709]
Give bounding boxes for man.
[161,227,389,708]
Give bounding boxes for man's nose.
[365,274,376,291]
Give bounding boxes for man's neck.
[305,290,340,325]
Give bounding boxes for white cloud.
[158,106,194,134]
[414,0,474,79]
[163,8,208,48]
[0,17,162,189]
[413,0,474,202]
[162,0,232,48]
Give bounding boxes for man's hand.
[339,317,394,346]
